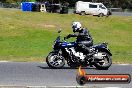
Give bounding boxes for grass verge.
[0,8,132,63]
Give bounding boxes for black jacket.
[67,28,93,46]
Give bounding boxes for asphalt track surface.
[112,12,132,16]
[0,62,132,88]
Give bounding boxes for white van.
[75,1,109,17]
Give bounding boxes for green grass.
[0,8,132,63]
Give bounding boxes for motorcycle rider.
[65,22,93,55]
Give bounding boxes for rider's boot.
[86,47,95,56]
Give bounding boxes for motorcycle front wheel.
[94,51,112,70]
[46,52,65,69]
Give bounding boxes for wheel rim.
[48,55,64,67]
[81,12,85,15]
[97,52,110,66]
[99,13,103,17]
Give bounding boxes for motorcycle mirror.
[103,42,108,45]
[64,37,66,40]
[58,29,62,33]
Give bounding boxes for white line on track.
[105,87,121,88]
[27,86,46,88]
[28,86,122,88]
[0,61,9,63]
[116,64,130,65]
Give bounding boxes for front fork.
[57,49,62,56]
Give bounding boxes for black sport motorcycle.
[46,30,112,70]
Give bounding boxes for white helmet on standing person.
[72,22,82,33]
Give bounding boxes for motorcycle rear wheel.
[94,52,112,70]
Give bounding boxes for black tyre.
[80,11,86,15]
[108,10,112,15]
[94,52,112,70]
[46,52,65,69]
[98,13,104,17]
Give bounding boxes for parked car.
[75,1,111,17]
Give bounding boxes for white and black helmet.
[72,22,82,32]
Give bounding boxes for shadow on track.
[37,66,97,70]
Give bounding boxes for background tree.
[0,0,132,9]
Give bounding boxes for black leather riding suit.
[66,28,93,54]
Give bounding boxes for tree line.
[0,0,132,9]
[0,0,35,3]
